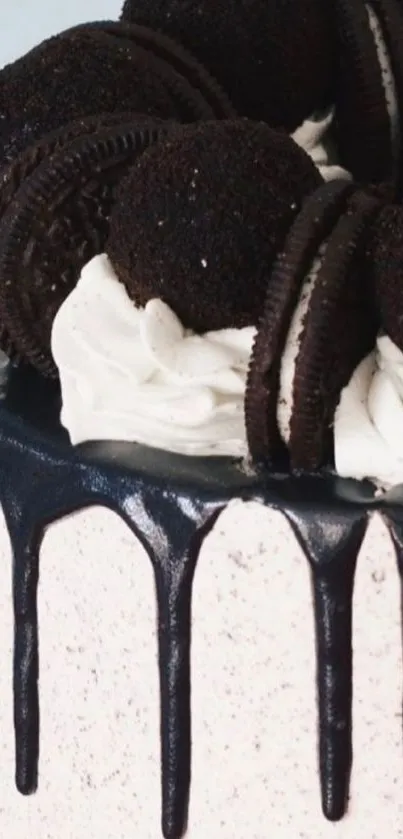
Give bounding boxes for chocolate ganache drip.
[0,365,400,838]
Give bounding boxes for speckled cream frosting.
[0,504,402,838]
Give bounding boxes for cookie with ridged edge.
[0,112,163,221]
[245,180,354,466]
[0,100,174,171]
[0,112,164,361]
[333,0,403,191]
[0,22,231,163]
[0,119,171,377]
[364,202,403,349]
[68,21,235,122]
[107,120,322,335]
[283,190,382,471]
[120,0,333,130]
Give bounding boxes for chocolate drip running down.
[0,364,402,839]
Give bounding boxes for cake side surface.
[0,505,402,837]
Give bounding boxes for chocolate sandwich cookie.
[0,113,160,360]
[120,0,333,130]
[363,201,403,348]
[107,119,322,334]
[0,118,170,376]
[247,187,382,471]
[0,112,157,220]
[0,22,232,164]
[333,0,403,193]
[245,180,354,465]
[68,21,235,122]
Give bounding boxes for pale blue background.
[0,1,122,67]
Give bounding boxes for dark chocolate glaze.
[285,509,366,820]
[0,362,402,838]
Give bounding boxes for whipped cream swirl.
[335,336,403,488]
[52,258,403,487]
[292,110,352,182]
[51,254,255,456]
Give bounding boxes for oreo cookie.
[246,187,382,471]
[0,112,157,220]
[0,22,233,164]
[0,119,170,376]
[0,112,158,363]
[120,0,333,130]
[245,180,354,465]
[106,120,322,334]
[69,21,235,122]
[364,201,403,348]
[333,0,403,192]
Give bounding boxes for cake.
[1,4,403,839]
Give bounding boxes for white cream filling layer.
[292,110,352,182]
[51,254,255,457]
[335,336,403,488]
[367,3,400,162]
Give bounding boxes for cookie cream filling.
[51,254,255,457]
[366,4,400,162]
[276,246,326,444]
[335,335,403,488]
[292,110,351,182]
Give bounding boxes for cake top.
[47,117,396,480]
[2,5,403,488]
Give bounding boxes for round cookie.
[0,118,171,376]
[0,22,233,164]
[0,112,160,363]
[68,21,235,122]
[120,0,333,130]
[106,120,322,335]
